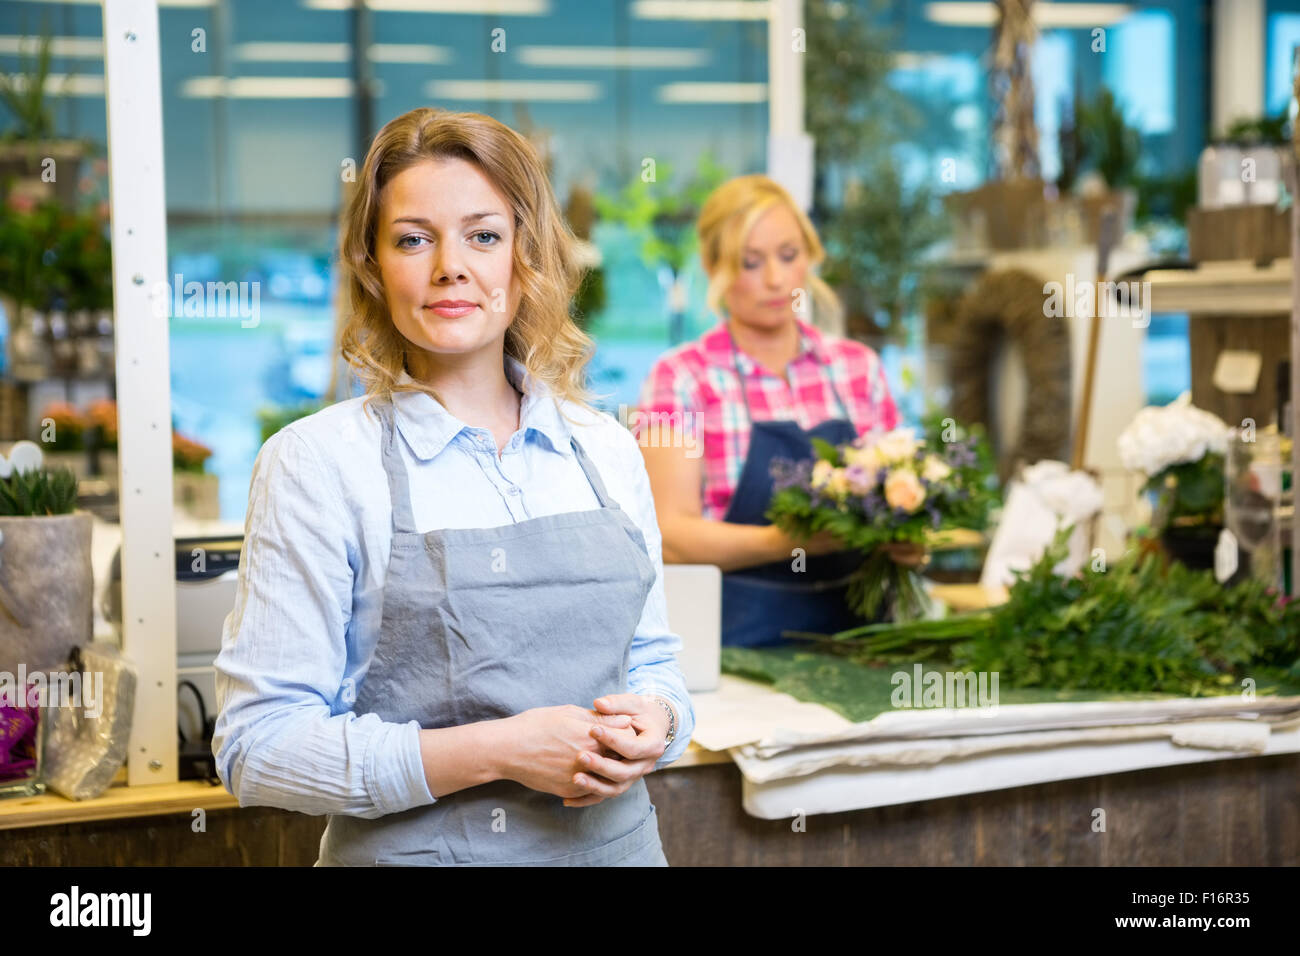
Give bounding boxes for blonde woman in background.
[636,174,923,648]
[214,107,692,866]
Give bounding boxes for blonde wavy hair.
[696,174,843,336]
[338,107,599,419]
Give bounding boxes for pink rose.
[884,468,926,513]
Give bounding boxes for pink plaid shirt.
[634,318,900,521]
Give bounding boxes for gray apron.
[316,398,669,866]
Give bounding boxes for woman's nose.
[764,259,784,288]
[432,242,466,281]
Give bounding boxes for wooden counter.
[4,749,1296,865]
[0,779,240,831]
[0,741,730,833]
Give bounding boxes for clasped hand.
[507,694,671,808]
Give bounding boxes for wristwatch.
[651,696,677,746]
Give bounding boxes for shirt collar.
[703,317,830,376]
[390,354,574,461]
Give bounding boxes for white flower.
[824,467,851,501]
[921,455,952,483]
[1028,461,1104,524]
[844,443,883,474]
[871,427,922,465]
[1116,392,1230,477]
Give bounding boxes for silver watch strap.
[652,696,676,745]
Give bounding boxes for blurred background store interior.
[1,0,1291,521]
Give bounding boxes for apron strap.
[726,322,853,426]
[376,399,419,534]
[569,433,618,511]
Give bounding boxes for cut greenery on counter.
[784,526,1300,698]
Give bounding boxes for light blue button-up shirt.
[213,355,694,819]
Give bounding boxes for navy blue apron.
[720,325,871,647]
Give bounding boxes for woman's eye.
[780,249,798,262]
[473,231,501,245]
[743,259,760,270]
[397,235,426,249]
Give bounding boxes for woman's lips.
[424,303,478,318]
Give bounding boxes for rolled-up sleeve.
[612,427,695,769]
[212,427,434,818]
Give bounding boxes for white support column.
[766,0,813,212]
[1212,0,1265,137]
[101,0,178,787]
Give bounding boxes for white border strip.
[102,0,178,787]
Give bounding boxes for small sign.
[1212,350,1262,394]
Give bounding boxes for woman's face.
[375,156,518,373]
[722,202,810,333]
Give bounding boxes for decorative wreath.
[947,268,1072,481]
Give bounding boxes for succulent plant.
[0,466,78,516]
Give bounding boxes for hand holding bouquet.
[767,421,994,621]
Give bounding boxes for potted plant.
[1056,85,1142,243]
[173,430,219,519]
[0,442,91,798]
[85,398,117,479]
[0,195,113,384]
[1118,392,1230,570]
[0,30,94,210]
[35,401,89,480]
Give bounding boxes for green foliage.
[1223,110,1290,145]
[921,411,999,531]
[804,0,952,343]
[592,153,730,277]
[1072,86,1143,190]
[257,401,328,445]
[571,265,605,330]
[808,525,1300,697]
[1134,167,1198,226]
[0,198,113,312]
[820,159,951,341]
[0,466,78,516]
[1145,454,1224,526]
[804,0,904,170]
[810,436,839,465]
[0,31,55,143]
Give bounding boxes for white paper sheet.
[689,675,852,751]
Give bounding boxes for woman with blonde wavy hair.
[637,174,922,648]
[213,107,692,867]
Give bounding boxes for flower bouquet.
[767,421,994,622]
